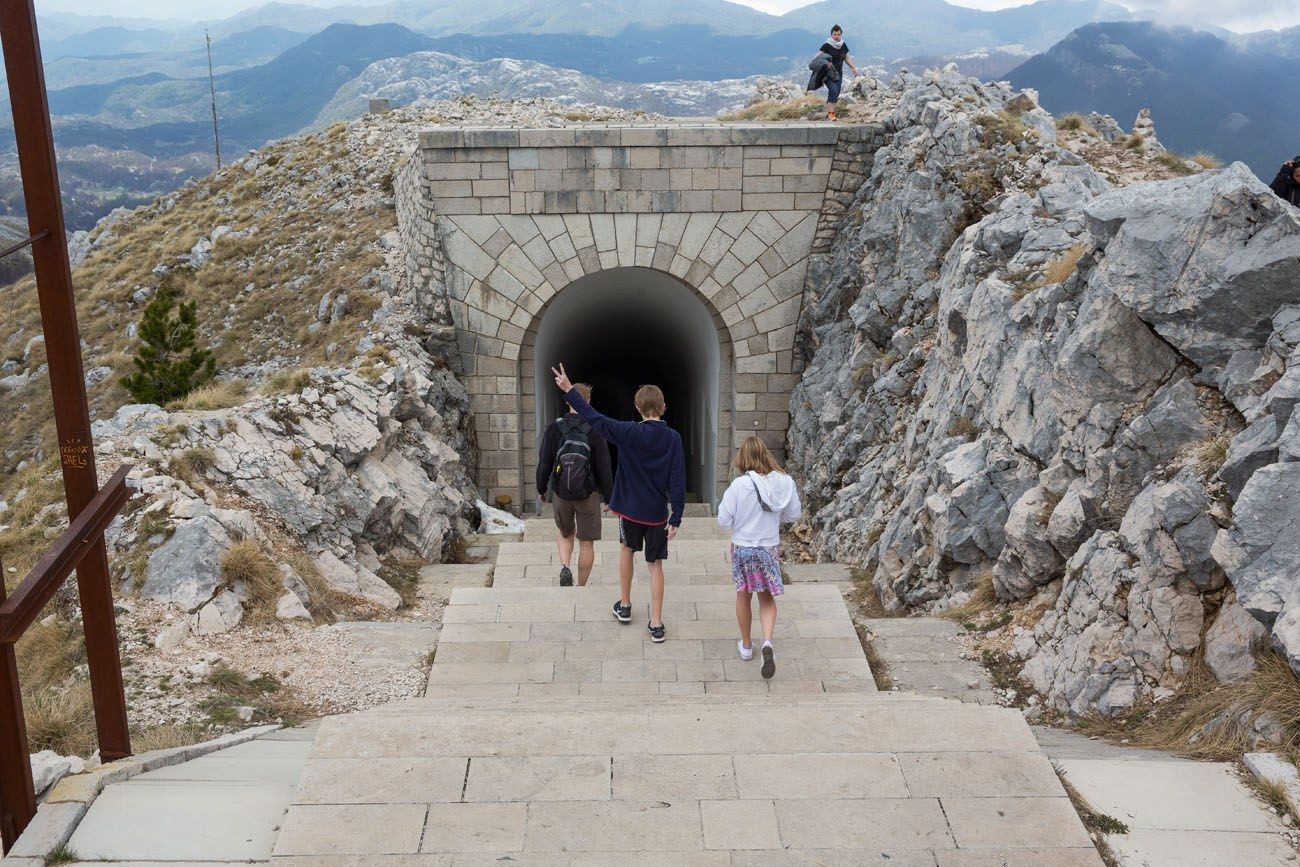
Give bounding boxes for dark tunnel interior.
[534,268,720,503]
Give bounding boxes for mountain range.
[4,2,1300,235]
[1007,21,1300,176]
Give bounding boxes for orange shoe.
[827,108,838,121]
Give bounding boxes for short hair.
[634,384,665,417]
[831,24,842,33]
[734,435,783,475]
[572,382,592,403]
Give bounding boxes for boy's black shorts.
[618,517,670,563]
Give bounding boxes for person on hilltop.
[551,363,685,643]
[717,436,802,679]
[1271,156,1300,206]
[536,381,613,587]
[807,24,859,122]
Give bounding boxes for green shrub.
[121,280,215,404]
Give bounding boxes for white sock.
[762,640,773,649]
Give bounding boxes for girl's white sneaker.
[738,641,754,661]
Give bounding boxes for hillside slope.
[1008,21,1300,176]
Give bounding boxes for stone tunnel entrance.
[394,121,879,509]
[531,267,722,503]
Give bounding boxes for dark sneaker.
[612,600,632,623]
[648,622,666,643]
[761,644,776,679]
[559,566,573,587]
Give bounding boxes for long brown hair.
[733,436,783,475]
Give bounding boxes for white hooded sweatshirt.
[717,470,802,548]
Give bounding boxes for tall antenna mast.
[206,29,222,169]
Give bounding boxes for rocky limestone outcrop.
[790,67,1300,717]
[98,330,477,632]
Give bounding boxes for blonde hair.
[733,436,783,475]
[572,382,592,403]
[635,384,665,417]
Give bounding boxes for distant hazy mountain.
[317,51,777,125]
[212,0,1128,55]
[421,25,812,83]
[215,0,777,39]
[17,24,436,151]
[25,27,309,91]
[1235,25,1300,59]
[1008,21,1300,176]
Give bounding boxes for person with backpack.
[717,436,802,679]
[536,381,613,587]
[551,363,685,643]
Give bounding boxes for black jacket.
[806,52,841,92]
[1271,158,1300,206]
[536,414,614,502]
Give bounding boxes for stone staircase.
[270,517,1103,864]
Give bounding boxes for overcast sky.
[38,0,1300,34]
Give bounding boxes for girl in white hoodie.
[717,436,802,679]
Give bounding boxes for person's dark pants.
[827,78,842,104]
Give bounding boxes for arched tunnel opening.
[533,267,721,505]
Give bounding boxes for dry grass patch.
[25,681,96,756]
[1056,113,1098,136]
[131,722,208,753]
[220,539,282,616]
[942,566,997,622]
[1190,152,1223,170]
[721,95,822,122]
[379,554,425,610]
[1196,435,1230,478]
[168,446,216,484]
[1043,243,1087,286]
[202,663,313,727]
[1155,152,1196,176]
[168,379,247,411]
[261,367,313,396]
[1077,653,1300,761]
[977,111,1034,148]
[283,548,340,622]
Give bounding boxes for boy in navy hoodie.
[552,363,685,642]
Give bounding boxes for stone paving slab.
[68,780,294,861]
[1058,758,1284,833]
[1107,829,1295,866]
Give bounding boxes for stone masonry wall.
[397,124,867,506]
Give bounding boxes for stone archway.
[431,210,811,509]
[524,266,730,506]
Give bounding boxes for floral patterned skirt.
[730,544,785,596]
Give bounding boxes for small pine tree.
[120,281,215,405]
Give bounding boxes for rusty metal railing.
[0,0,135,850]
[0,467,134,846]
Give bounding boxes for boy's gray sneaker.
[559,566,573,587]
[648,622,666,643]
[612,600,632,623]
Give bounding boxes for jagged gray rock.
[789,66,1300,715]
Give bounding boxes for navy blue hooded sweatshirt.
[564,386,686,527]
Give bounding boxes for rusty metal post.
[0,0,131,761]
[0,571,37,852]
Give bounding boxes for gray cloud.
[1124,0,1300,31]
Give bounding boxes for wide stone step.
[429,583,872,696]
[275,693,1099,864]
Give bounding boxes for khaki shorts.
[553,492,603,541]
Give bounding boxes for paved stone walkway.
[861,611,1297,866]
[270,518,1101,864]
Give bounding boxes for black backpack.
[551,416,594,500]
